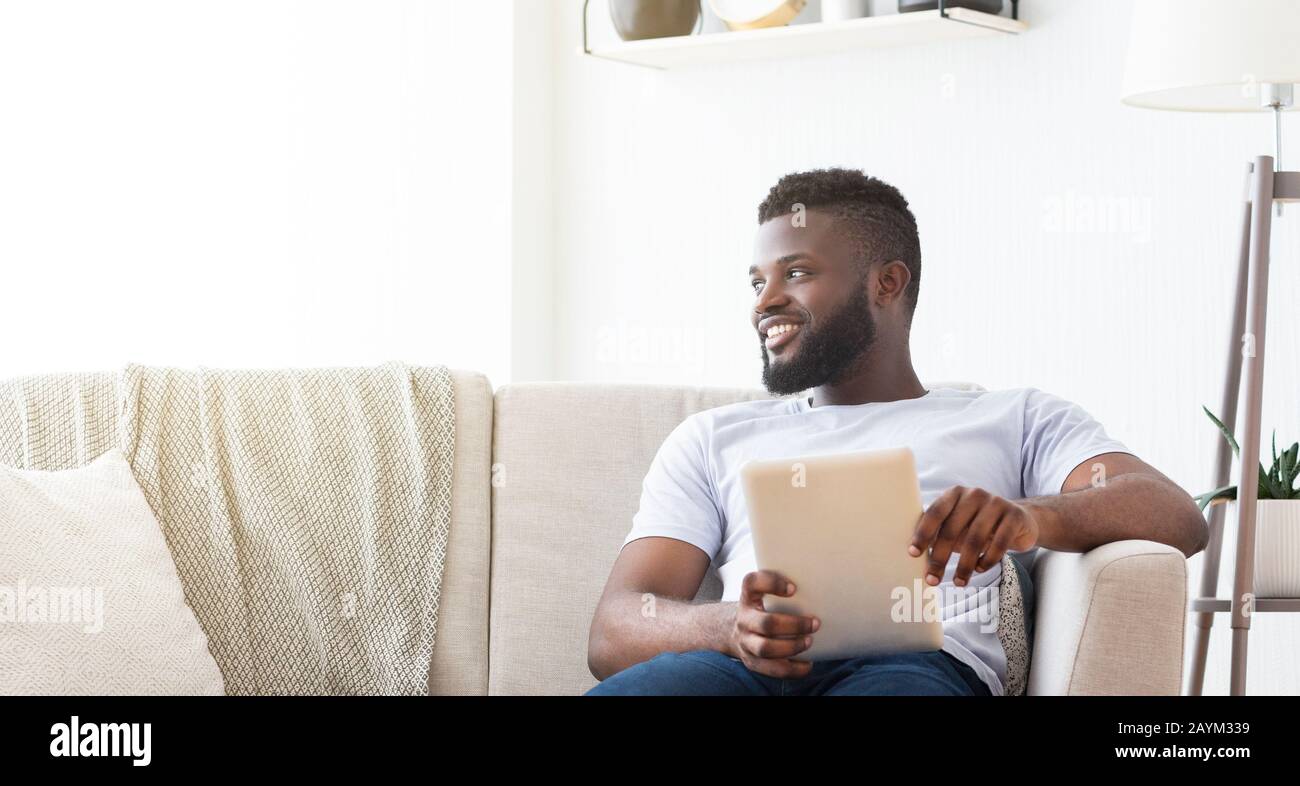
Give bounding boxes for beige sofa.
[3,368,1190,695]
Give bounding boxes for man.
[584,168,1207,696]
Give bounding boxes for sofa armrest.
[1028,540,1187,696]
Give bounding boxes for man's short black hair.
[757,167,921,324]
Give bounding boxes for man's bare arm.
[586,536,818,682]
[912,452,1209,588]
[586,537,733,681]
[1021,452,1209,558]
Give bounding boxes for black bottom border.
[1,695,1286,772]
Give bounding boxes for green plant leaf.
[1271,430,1279,482]
[1203,405,1240,457]
[1282,442,1299,492]
[1194,405,1300,501]
[1260,462,1280,500]
[1286,443,1300,494]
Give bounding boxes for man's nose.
[754,279,790,315]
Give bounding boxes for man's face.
[749,209,878,396]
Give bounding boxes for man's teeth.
[766,324,801,338]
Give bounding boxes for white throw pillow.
[0,448,224,694]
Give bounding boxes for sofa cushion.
[997,551,1034,696]
[0,448,225,694]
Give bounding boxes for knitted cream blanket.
[0,363,455,695]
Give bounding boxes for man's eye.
[751,280,764,292]
[788,269,808,279]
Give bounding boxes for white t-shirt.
[620,386,1134,696]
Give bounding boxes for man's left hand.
[908,486,1040,587]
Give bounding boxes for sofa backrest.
[486,379,985,696]
[487,381,774,695]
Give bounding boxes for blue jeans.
[585,649,991,696]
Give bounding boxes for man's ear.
[874,260,912,308]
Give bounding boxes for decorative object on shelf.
[822,0,870,23]
[1196,407,1300,598]
[580,0,1026,68]
[1120,0,1300,697]
[609,0,702,41]
[899,0,1003,13]
[708,0,808,31]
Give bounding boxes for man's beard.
[760,286,877,396]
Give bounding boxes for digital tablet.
[739,446,944,662]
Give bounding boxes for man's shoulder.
[962,386,1107,431]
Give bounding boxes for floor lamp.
[1120,0,1300,696]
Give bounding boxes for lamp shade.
[1121,0,1300,111]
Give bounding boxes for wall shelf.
[583,8,1028,70]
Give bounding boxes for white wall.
[551,0,1300,693]
[0,0,515,385]
[511,0,557,382]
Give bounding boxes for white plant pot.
[1228,499,1300,598]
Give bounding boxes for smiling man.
[584,167,1207,696]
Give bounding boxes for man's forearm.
[588,593,736,681]
[1020,473,1208,558]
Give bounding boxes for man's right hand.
[726,570,820,679]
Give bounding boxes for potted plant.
[1195,406,1300,598]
